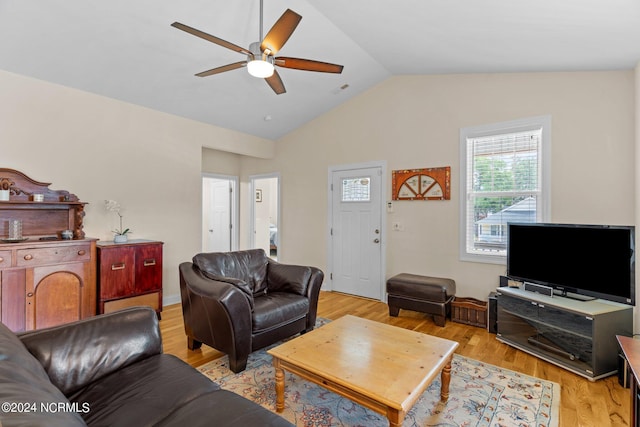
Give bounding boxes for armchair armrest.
[179,262,253,372]
[267,261,312,295]
[18,306,161,396]
[305,266,324,330]
[199,270,254,309]
[267,260,324,331]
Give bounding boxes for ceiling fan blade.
[195,61,247,77]
[171,22,252,56]
[275,57,344,74]
[265,70,286,95]
[260,9,302,55]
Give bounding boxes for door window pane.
[342,177,370,202]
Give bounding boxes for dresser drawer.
[17,244,91,267]
[0,250,11,268]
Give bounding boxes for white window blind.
[460,116,550,263]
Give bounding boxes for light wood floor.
[159,291,630,427]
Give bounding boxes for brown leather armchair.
[179,249,324,373]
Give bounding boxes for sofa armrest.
[18,306,162,396]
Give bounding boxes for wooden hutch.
[0,168,96,332]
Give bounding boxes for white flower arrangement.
[104,200,131,236]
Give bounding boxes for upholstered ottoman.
[386,273,456,326]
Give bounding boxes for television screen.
[507,223,635,305]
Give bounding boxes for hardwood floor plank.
[159,290,630,427]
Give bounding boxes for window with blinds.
[460,116,550,263]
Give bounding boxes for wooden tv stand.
[496,287,633,380]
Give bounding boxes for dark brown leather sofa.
[179,249,324,373]
[0,306,293,427]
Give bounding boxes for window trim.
[459,115,551,264]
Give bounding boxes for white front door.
[330,165,384,300]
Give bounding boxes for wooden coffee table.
[267,315,459,427]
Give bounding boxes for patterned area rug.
[198,327,560,427]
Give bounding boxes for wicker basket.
[451,297,487,328]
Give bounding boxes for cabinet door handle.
[0,257,3,263]
[77,250,86,256]
[24,254,33,261]
[111,263,126,270]
[143,259,156,267]
[26,292,34,297]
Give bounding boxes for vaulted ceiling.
[1,0,639,140]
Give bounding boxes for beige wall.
[202,148,242,176]
[0,70,273,305]
[2,68,636,309]
[242,71,635,301]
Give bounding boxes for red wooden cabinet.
[97,240,163,317]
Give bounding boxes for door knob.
[373,238,380,243]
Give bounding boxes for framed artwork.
[255,189,263,202]
[392,166,451,200]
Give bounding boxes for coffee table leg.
[440,355,453,401]
[387,408,404,427]
[273,358,285,413]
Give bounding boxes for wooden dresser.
[0,168,96,332]
[97,239,163,317]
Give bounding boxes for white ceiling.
[1,0,639,140]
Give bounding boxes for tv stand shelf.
[496,287,633,381]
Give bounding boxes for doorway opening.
[202,174,238,252]
[250,174,280,260]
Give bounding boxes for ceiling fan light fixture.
[247,58,275,78]
[171,6,342,94]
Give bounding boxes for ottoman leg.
[433,314,446,327]
[389,305,400,317]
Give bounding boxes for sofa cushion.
[0,322,50,381]
[193,249,269,296]
[252,293,309,333]
[68,354,220,427]
[0,322,86,427]
[156,389,294,427]
[18,307,162,396]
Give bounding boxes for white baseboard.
[163,293,181,307]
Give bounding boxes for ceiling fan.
[171,0,344,95]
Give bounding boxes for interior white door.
[331,166,383,299]
[204,178,231,252]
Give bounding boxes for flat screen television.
[507,223,635,305]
